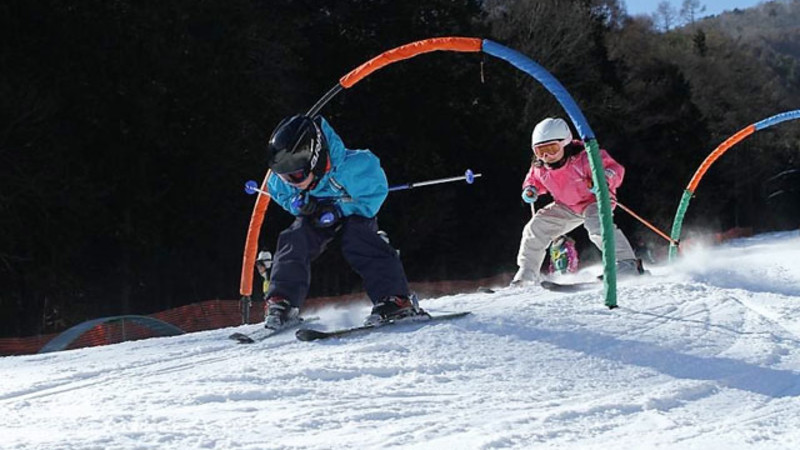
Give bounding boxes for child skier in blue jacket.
[263,115,416,329]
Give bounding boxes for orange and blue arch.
[241,37,621,308]
[669,109,800,260]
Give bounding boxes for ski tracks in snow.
[3,233,800,449]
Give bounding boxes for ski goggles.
[533,141,562,159]
[278,168,311,184]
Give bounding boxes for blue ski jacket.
[267,117,389,219]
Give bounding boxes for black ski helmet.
[267,115,329,180]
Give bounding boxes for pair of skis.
[229,311,471,344]
[230,277,598,344]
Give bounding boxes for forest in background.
[1,0,799,337]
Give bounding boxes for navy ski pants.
[266,215,410,308]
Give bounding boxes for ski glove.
[292,194,341,227]
[291,193,318,216]
[521,186,538,204]
[312,203,342,228]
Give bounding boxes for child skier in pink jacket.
[512,117,642,285]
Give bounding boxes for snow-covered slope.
[3,231,800,449]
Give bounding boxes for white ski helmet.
[256,250,273,268]
[531,117,573,149]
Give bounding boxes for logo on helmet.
[308,122,322,172]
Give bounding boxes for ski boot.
[617,258,650,278]
[264,297,299,330]
[510,266,539,287]
[365,294,423,326]
[598,258,650,280]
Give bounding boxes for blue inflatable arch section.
[39,315,185,353]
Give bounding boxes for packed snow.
[2,231,800,449]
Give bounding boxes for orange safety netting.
[0,299,264,356]
[1,273,511,356]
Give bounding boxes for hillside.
[697,0,800,40]
[694,0,800,88]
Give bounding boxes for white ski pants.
[514,202,636,282]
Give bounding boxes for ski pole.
[389,169,482,192]
[244,169,483,196]
[616,201,679,246]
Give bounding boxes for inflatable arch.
[240,37,621,308]
[39,315,184,353]
[669,109,800,260]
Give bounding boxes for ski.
[229,317,319,344]
[540,280,602,292]
[295,311,471,342]
[477,285,523,294]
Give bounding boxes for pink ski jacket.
[523,141,624,214]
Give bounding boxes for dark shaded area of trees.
[2,0,799,337]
